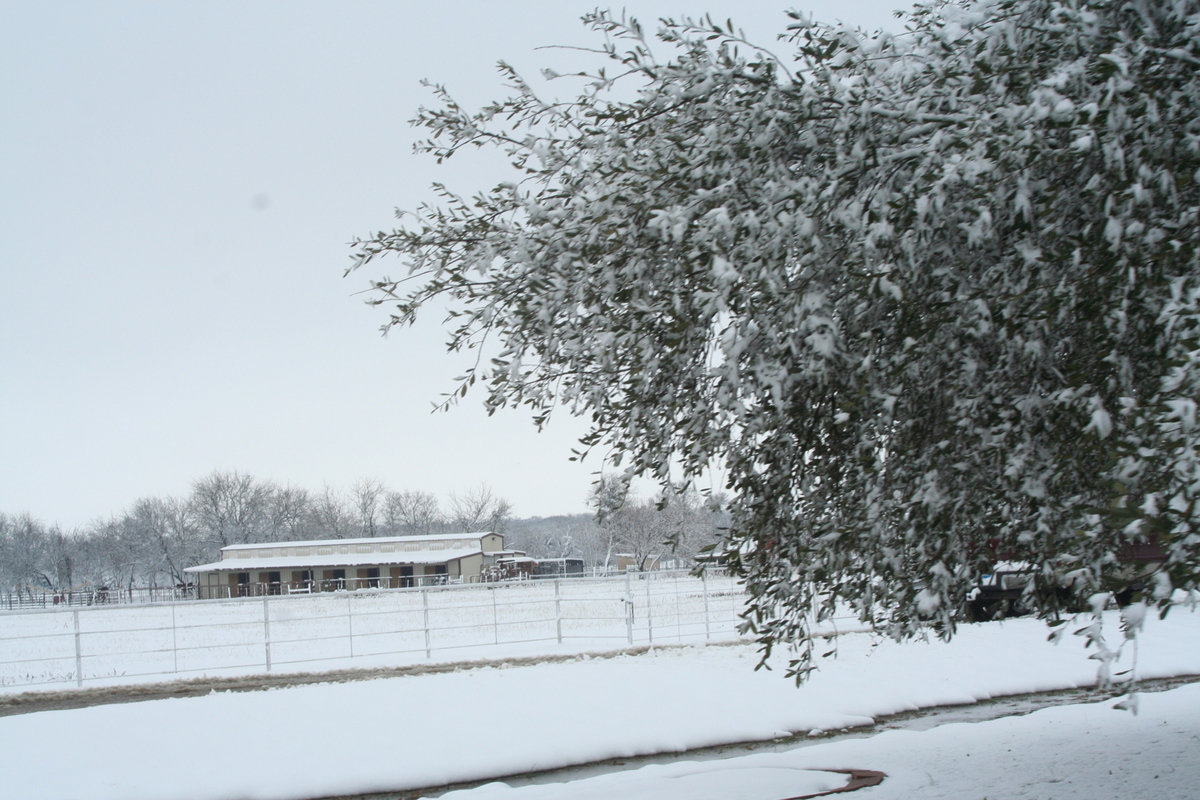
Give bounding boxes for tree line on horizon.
[0,470,724,596]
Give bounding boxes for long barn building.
[185,532,505,598]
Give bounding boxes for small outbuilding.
[184,532,505,598]
[534,558,585,577]
[614,553,684,572]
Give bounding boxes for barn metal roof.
[218,531,492,553]
[183,547,482,573]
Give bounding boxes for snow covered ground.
[446,683,1200,800]
[0,609,1197,800]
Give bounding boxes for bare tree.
[92,515,151,591]
[590,479,721,571]
[189,471,273,548]
[267,485,313,542]
[69,531,110,589]
[0,515,86,594]
[0,513,53,594]
[125,497,200,586]
[590,476,634,571]
[311,485,354,539]
[539,520,583,560]
[612,504,665,572]
[382,490,443,536]
[352,478,386,537]
[448,485,512,534]
[45,525,77,591]
[655,488,722,562]
[569,517,614,568]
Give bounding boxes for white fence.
[0,570,756,693]
[3,586,196,611]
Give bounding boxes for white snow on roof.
[219,531,492,553]
[184,547,482,573]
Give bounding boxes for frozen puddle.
[448,765,854,800]
[392,675,1196,800]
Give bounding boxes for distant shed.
[534,558,585,577]
[184,532,504,598]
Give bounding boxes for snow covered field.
[1,608,1197,800]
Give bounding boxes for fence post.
[554,580,562,644]
[624,570,634,646]
[702,571,711,643]
[171,601,179,674]
[422,589,431,659]
[347,593,355,659]
[262,596,272,672]
[674,574,682,640]
[491,588,499,645]
[645,575,653,646]
[72,609,83,688]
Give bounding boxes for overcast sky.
[1,1,908,529]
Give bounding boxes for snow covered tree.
[0,513,55,594]
[190,471,274,548]
[350,0,1200,678]
[590,478,723,570]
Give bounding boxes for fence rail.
[0,570,790,693]
[3,586,198,610]
[2,570,615,609]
